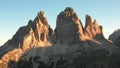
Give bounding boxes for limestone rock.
[54,7,84,42]
[84,15,105,40]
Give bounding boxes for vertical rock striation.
[0,7,108,67]
[84,15,105,40]
[11,11,53,50]
[54,7,84,42]
[54,7,105,42]
[0,11,53,59]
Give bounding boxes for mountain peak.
[83,14,105,40]
[0,8,109,67]
[64,7,74,11]
[55,7,84,42]
[38,11,45,17]
[11,11,53,49]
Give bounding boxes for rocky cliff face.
[54,7,84,42]
[0,7,120,68]
[54,7,105,42]
[0,11,53,59]
[11,11,53,49]
[109,29,120,46]
[84,15,105,40]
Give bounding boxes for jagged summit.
[54,7,105,42]
[12,11,52,49]
[55,7,84,42]
[84,15,105,40]
[57,7,79,23]
[0,7,118,68]
[0,7,105,59]
[36,11,48,26]
[0,11,53,59]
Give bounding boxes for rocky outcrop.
[84,15,105,40]
[0,11,53,59]
[1,7,119,68]
[54,7,105,42]
[109,29,120,46]
[54,7,84,42]
[11,11,53,49]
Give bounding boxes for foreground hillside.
[0,7,120,68]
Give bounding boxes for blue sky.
[0,0,120,45]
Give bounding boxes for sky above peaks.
[0,0,120,45]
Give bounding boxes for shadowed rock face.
[55,7,84,42]
[115,36,120,46]
[84,15,105,40]
[109,29,120,46]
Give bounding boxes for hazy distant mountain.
[0,7,120,68]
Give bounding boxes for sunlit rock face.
[84,15,105,40]
[11,11,53,50]
[54,7,84,42]
[0,7,120,68]
[0,11,53,59]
